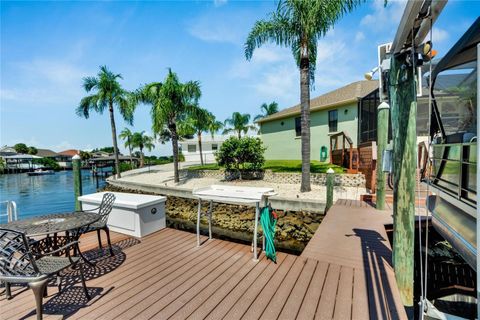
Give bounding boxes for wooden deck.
[302,199,407,319]
[1,200,408,319]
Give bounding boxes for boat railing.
[0,201,18,223]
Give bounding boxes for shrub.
[116,162,134,173]
[33,158,61,171]
[215,136,266,179]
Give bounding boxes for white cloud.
[187,15,240,44]
[254,64,298,102]
[229,45,290,79]
[361,0,407,30]
[429,27,449,43]
[355,31,365,42]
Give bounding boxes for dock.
[1,200,407,319]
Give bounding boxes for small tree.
[27,146,38,155]
[13,143,29,154]
[216,136,266,179]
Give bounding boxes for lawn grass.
[187,160,344,174]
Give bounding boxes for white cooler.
[78,192,167,238]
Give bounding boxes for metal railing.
[0,201,17,223]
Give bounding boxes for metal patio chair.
[80,193,116,256]
[0,228,90,320]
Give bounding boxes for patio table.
[0,212,100,265]
[192,185,277,261]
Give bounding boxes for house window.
[328,110,338,132]
[295,117,301,137]
[358,89,391,144]
[187,144,196,153]
[212,144,218,151]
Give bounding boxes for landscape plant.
[254,102,279,121]
[33,158,61,171]
[133,69,201,182]
[215,136,266,179]
[119,127,135,168]
[76,65,135,179]
[131,131,155,167]
[245,0,367,191]
[222,112,255,138]
[13,143,29,154]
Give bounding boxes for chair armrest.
[32,241,79,258]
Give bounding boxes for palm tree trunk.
[109,102,121,179]
[300,52,311,192]
[170,122,180,183]
[198,131,204,165]
[128,137,133,168]
[238,130,241,139]
[140,146,145,168]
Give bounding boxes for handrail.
[0,201,17,222]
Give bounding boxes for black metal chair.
[81,193,116,256]
[0,228,90,320]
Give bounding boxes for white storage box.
[78,192,166,238]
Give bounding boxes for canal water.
[0,170,106,223]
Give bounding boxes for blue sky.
[1,0,478,156]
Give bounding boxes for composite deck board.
[2,218,406,319]
[277,258,317,320]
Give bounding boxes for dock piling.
[73,155,83,211]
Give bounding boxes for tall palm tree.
[254,101,279,121]
[131,131,155,167]
[223,112,255,138]
[179,108,223,165]
[77,66,134,178]
[133,69,201,182]
[245,0,366,192]
[119,127,134,168]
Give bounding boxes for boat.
[424,18,478,272]
[27,169,55,176]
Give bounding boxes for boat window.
[433,60,477,142]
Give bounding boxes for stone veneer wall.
[104,184,324,253]
[181,169,366,187]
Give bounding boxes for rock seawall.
[105,184,324,253]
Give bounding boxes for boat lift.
[192,185,277,261]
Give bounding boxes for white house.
[179,135,226,163]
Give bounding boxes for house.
[0,146,17,157]
[179,135,225,163]
[57,149,81,169]
[257,80,379,161]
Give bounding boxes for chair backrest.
[0,228,39,280]
[98,193,116,224]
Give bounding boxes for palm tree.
[77,66,134,179]
[119,127,134,168]
[133,69,201,182]
[131,131,155,167]
[245,0,366,192]
[223,112,255,138]
[254,102,279,121]
[179,108,223,165]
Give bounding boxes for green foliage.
[222,112,255,138]
[27,146,38,155]
[79,150,92,160]
[77,66,135,123]
[117,162,135,173]
[33,158,61,170]
[245,0,367,83]
[131,131,155,152]
[92,147,114,154]
[0,158,5,173]
[254,102,279,121]
[216,136,266,172]
[13,143,29,154]
[119,127,134,150]
[188,160,343,174]
[263,160,343,173]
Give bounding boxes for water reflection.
[0,169,106,223]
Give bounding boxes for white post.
[196,199,202,247]
[208,200,213,239]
